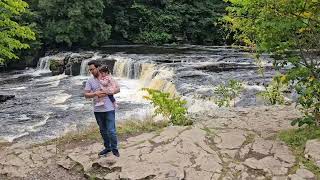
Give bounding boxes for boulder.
[50,59,65,76]
[64,53,94,76]
[0,94,15,103]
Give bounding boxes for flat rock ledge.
[0,105,318,180]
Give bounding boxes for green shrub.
[214,80,244,107]
[142,88,192,126]
[259,74,288,105]
[224,0,320,127]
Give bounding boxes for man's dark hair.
[99,65,110,74]
[87,60,101,68]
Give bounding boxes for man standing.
[84,60,120,157]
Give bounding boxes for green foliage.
[41,118,168,152]
[214,80,244,107]
[0,0,36,63]
[36,0,111,47]
[259,74,288,105]
[225,0,320,126]
[117,119,169,137]
[49,60,59,71]
[104,0,227,45]
[279,126,320,178]
[142,88,192,126]
[135,31,172,45]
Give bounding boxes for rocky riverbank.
[1,105,320,180]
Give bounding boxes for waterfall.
[112,55,177,96]
[112,56,156,80]
[36,56,52,71]
[80,53,102,76]
[145,67,177,96]
[112,56,135,78]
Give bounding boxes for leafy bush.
[214,80,244,107]
[259,74,288,105]
[142,88,192,126]
[225,0,320,126]
[135,31,172,45]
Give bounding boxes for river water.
[0,45,277,143]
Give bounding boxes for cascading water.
[36,56,52,71]
[111,56,178,95]
[112,56,135,78]
[0,45,276,144]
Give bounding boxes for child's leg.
[108,95,117,108]
[108,95,115,103]
[95,97,105,106]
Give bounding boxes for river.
[0,45,277,143]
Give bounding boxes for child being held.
[95,66,117,108]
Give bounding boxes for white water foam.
[115,78,148,103]
[9,87,27,90]
[17,114,31,121]
[27,114,50,132]
[2,132,30,143]
[46,93,72,105]
[118,107,154,121]
[184,97,219,113]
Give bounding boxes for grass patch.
[40,119,169,151]
[243,133,256,145]
[278,126,320,178]
[117,119,168,138]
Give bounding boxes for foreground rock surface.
[0,105,318,179]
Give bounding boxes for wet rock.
[49,56,66,76]
[0,94,15,103]
[64,53,94,76]
[194,62,258,72]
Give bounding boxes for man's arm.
[84,90,106,98]
[84,80,107,98]
[84,90,96,98]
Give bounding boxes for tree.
[225,0,320,126]
[37,0,111,47]
[102,0,227,45]
[0,0,35,64]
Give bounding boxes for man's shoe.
[112,149,120,157]
[98,149,111,156]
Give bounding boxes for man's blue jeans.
[94,111,118,150]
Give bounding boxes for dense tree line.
[29,0,227,48]
[1,0,227,67]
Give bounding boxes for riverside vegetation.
[0,0,227,68]
[1,0,320,179]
